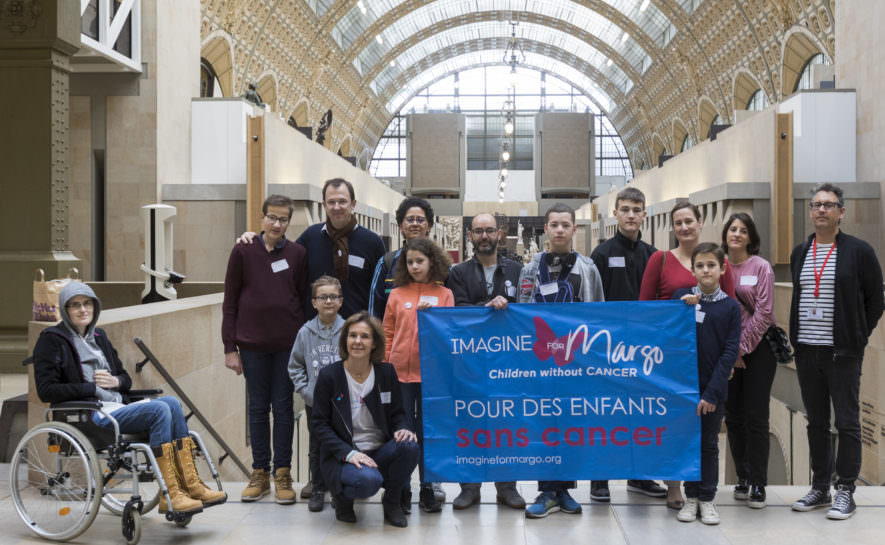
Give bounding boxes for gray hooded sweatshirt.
[288,314,345,407]
[58,282,123,405]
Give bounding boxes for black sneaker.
[308,489,325,512]
[733,479,749,500]
[626,480,666,498]
[747,485,766,509]
[419,485,442,513]
[826,485,856,520]
[590,481,611,503]
[792,488,831,511]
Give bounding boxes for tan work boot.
[174,437,228,507]
[274,467,296,504]
[154,443,203,514]
[241,468,270,502]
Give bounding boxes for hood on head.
[58,281,101,335]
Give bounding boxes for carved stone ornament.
[0,0,42,33]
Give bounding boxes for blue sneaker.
[525,491,559,518]
[557,490,582,514]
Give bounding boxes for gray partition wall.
[407,113,467,216]
[534,112,594,210]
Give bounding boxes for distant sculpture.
[243,83,264,108]
[316,109,333,146]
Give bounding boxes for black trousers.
[795,344,862,491]
[684,406,724,502]
[305,406,325,490]
[725,340,777,485]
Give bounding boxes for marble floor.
[1,475,883,545]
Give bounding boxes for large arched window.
[370,66,632,179]
[794,53,830,92]
[200,58,222,97]
[746,89,768,111]
[680,134,693,152]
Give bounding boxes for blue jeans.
[400,382,425,483]
[241,349,294,472]
[338,439,419,500]
[684,406,724,502]
[94,396,188,447]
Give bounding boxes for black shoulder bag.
[734,290,793,364]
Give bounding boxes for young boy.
[288,275,345,513]
[518,203,604,518]
[673,242,741,525]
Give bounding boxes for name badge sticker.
[807,307,824,320]
[539,282,558,296]
[419,295,439,306]
[380,391,391,404]
[740,275,758,286]
[506,281,516,298]
[271,259,289,273]
[608,256,626,268]
[695,310,706,323]
[348,254,365,269]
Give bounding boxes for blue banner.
[418,301,701,483]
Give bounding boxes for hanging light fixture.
[497,21,524,204]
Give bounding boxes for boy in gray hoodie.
[288,275,345,512]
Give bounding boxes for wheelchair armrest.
[49,401,102,411]
[127,388,163,401]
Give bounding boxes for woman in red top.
[639,201,735,510]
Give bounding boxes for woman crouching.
[311,311,419,527]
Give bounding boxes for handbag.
[32,268,80,322]
[734,289,793,364]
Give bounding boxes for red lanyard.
[812,238,836,298]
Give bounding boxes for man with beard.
[444,212,526,510]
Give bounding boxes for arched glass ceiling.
[367,22,632,97]
[334,1,671,63]
[385,50,615,114]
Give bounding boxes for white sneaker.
[677,497,699,522]
[699,501,720,525]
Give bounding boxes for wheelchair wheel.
[100,451,160,516]
[174,513,193,528]
[10,422,102,541]
[122,500,142,545]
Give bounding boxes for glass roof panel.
[370,21,631,95]
[346,0,657,71]
[334,0,407,50]
[385,50,615,114]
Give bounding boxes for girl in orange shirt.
[383,237,453,514]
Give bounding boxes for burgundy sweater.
[222,235,308,353]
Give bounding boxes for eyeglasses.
[66,300,94,310]
[312,295,342,303]
[471,228,498,236]
[404,216,427,225]
[809,201,841,210]
[265,214,290,225]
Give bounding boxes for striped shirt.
[797,242,837,345]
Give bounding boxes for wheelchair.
[9,390,225,544]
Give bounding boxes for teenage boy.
[445,212,526,510]
[789,183,883,520]
[223,194,308,504]
[589,187,666,502]
[289,276,345,513]
[519,203,604,518]
[673,243,741,525]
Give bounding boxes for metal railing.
[133,337,250,478]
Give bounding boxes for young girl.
[673,242,741,525]
[382,237,453,514]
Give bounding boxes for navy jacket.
[311,361,410,495]
[296,223,386,319]
[789,231,884,357]
[33,324,133,404]
[445,254,523,306]
[368,248,401,319]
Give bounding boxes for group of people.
[31,177,882,530]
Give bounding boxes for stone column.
[0,1,81,371]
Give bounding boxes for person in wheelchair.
[32,282,227,516]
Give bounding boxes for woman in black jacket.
[312,311,418,527]
[32,282,226,517]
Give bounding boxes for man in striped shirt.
[788,183,883,520]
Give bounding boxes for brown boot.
[174,437,228,507]
[241,469,270,502]
[154,443,203,514]
[274,467,296,504]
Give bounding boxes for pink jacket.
[383,282,454,383]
